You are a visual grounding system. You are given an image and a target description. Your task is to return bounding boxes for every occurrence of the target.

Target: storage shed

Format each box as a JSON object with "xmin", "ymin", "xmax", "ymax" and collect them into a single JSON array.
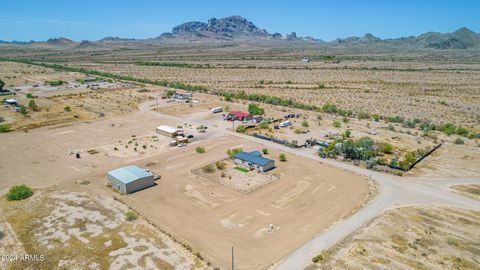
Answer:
[
  {"xmin": 234, "ymin": 151, "xmax": 275, "ymax": 172},
  {"xmin": 156, "ymin": 125, "xmax": 183, "ymax": 138},
  {"xmin": 107, "ymin": 165, "xmax": 155, "ymax": 194}
]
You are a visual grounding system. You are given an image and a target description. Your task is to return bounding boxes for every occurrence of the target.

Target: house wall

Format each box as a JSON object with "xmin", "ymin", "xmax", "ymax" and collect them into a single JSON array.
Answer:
[{"xmin": 234, "ymin": 158, "xmax": 275, "ymax": 172}]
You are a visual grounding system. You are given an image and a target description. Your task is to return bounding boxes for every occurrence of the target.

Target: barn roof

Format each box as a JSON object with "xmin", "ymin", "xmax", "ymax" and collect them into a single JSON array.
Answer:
[{"xmin": 107, "ymin": 166, "xmax": 152, "ymax": 184}]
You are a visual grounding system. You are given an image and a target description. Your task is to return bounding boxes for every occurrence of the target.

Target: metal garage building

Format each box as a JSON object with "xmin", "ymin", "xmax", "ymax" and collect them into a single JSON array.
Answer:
[
  {"xmin": 156, "ymin": 125, "xmax": 183, "ymax": 138},
  {"xmin": 107, "ymin": 165, "xmax": 155, "ymax": 194}
]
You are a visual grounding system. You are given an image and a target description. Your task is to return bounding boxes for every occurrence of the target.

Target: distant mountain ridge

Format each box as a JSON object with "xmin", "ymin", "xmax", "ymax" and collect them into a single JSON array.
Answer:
[{"xmin": 1, "ymin": 15, "xmax": 479, "ymax": 50}]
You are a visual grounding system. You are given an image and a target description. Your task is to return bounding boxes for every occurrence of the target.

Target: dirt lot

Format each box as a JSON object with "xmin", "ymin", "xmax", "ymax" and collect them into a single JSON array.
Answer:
[
  {"xmin": 306, "ymin": 206, "xmax": 480, "ymax": 270},
  {"xmin": 110, "ymin": 135, "xmax": 374, "ymax": 269},
  {"xmin": 0, "ymin": 187, "xmax": 209, "ymax": 270}
]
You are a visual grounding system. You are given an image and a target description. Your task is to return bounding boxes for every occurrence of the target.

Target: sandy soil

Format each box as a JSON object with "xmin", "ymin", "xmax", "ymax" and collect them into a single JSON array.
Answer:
[
  {"xmin": 306, "ymin": 206, "xmax": 480, "ymax": 270},
  {"xmin": 0, "ymin": 188, "xmax": 209, "ymax": 270},
  {"xmin": 409, "ymin": 144, "xmax": 480, "ymax": 177},
  {"xmin": 450, "ymin": 185, "xmax": 480, "ymax": 201},
  {"xmin": 110, "ymin": 135, "xmax": 373, "ymax": 269}
]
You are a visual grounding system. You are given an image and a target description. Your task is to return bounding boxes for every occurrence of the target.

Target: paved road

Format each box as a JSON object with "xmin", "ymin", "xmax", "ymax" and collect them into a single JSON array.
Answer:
[{"xmin": 139, "ymin": 99, "xmax": 480, "ymax": 270}]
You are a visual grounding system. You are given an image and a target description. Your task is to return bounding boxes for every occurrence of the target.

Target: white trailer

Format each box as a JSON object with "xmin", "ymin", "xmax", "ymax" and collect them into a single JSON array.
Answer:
[
  {"xmin": 279, "ymin": 121, "xmax": 291, "ymax": 128},
  {"xmin": 211, "ymin": 107, "xmax": 223, "ymax": 113}
]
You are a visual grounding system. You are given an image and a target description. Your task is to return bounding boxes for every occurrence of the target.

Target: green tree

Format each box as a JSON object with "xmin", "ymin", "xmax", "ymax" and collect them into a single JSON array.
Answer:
[
  {"xmin": 26, "ymin": 93, "xmax": 34, "ymax": 98},
  {"xmin": 262, "ymin": 148, "xmax": 269, "ymax": 154},
  {"xmin": 248, "ymin": 103, "xmax": 264, "ymax": 115},
  {"xmin": 0, "ymin": 79, "xmax": 4, "ymax": 90},
  {"xmin": 279, "ymin": 153, "xmax": 287, "ymax": 162},
  {"xmin": 64, "ymin": 106, "xmax": 71, "ymax": 112}
]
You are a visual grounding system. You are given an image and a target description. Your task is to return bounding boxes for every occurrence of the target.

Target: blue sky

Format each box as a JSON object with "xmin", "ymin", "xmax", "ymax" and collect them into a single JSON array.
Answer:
[{"xmin": 0, "ymin": 0, "xmax": 479, "ymax": 41}]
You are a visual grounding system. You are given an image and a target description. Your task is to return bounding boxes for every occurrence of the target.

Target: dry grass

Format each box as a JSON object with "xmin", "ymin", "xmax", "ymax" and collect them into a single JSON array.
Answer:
[{"xmin": 307, "ymin": 206, "xmax": 480, "ymax": 270}]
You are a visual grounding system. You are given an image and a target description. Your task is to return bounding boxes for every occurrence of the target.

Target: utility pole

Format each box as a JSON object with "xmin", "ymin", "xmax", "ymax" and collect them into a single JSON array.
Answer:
[{"xmin": 231, "ymin": 246, "xmax": 235, "ymax": 270}]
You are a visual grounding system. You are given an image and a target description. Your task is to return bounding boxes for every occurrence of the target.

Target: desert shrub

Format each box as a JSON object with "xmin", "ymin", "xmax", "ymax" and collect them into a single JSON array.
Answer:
[
  {"xmin": 279, "ymin": 153, "xmax": 287, "ymax": 162},
  {"xmin": 357, "ymin": 112, "xmax": 370, "ymax": 120},
  {"xmin": 236, "ymin": 125, "xmax": 246, "ymax": 133},
  {"xmin": 215, "ymin": 161, "xmax": 225, "ymax": 170},
  {"xmin": 19, "ymin": 105, "xmax": 27, "ymax": 115},
  {"xmin": 248, "ymin": 103, "xmax": 264, "ymax": 115},
  {"xmin": 378, "ymin": 142, "xmax": 393, "ymax": 154},
  {"xmin": 0, "ymin": 79, "xmax": 4, "ymax": 90},
  {"xmin": 64, "ymin": 106, "xmax": 71, "ymax": 112},
  {"xmin": 45, "ymin": 80, "xmax": 66, "ymax": 86},
  {"xmin": 262, "ymin": 148, "xmax": 269, "ymax": 154},
  {"xmin": 301, "ymin": 119, "xmax": 309, "ymax": 127},
  {"xmin": 6, "ymin": 185, "xmax": 33, "ymax": 201},
  {"xmin": 294, "ymin": 128, "xmax": 303, "ymax": 134},
  {"xmin": 165, "ymin": 89, "xmax": 176, "ymax": 98},
  {"xmin": 312, "ymin": 254, "xmax": 324, "ymax": 263},
  {"xmin": 226, "ymin": 148, "xmax": 243, "ymax": 158},
  {"xmin": 26, "ymin": 93, "xmax": 34, "ymax": 98},
  {"xmin": 372, "ymin": 114, "xmax": 380, "ymax": 122},
  {"xmin": 202, "ymin": 164, "xmax": 216, "ymax": 173},
  {"xmin": 456, "ymin": 127, "xmax": 469, "ymax": 137},
  {"xmin": 438, "ymin": 123, "xmax": 456, "ymax": 136},
  {"xmin": 343, "ymin": 129, "xmax": 351, "ymax": 138},
  {"xmin": 399, "ymin": 151, "xmax": 417, "ymax": 170},
  {"xmin": 125, "ymin": 211, "xmax": 137, "ymax": 221},
  {"xmin": 258, "ymin": 121, "xmax": 269, "ymax": 129},
  {"xmin": 388, "ymin": 124, "xmax": 395, "ymax": 131},
  {"xmin": 333, "ymin": 120, "xmax": 341, "ymax": 128},
  {"xmin": 387, "ymin": 115, "xmax": 404, "ymax": 123},
  {"xmin": 28, "ymin": 100, "xmax": 38, "ymax": 111},
  {"xmin": 195, "ymin": 147, "xmax": 206, "ymax": 154},
  {"xmin": 0, "ymin": 124, "xmax": 10, "ymax": 133},
  {"xmin": 454, "ymin": 138, "xmax": 464, "ymax": 145},
  {"xmin": 318, "ymin": 83, "xmax": 326, "ymax": 89},
  {"xmin": 322, "ymin": 103, "xmax": 338, "ymax": 114}
]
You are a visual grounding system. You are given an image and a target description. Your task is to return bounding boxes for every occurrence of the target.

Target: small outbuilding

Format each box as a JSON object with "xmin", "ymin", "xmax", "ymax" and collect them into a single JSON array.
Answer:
[
  {"xmin": 107, "ymin": 165, "xmax": 155, "ymax": 194},
  {"xmin": 234, "ymin": 151, "xmax": 275, "ymax": 172},
  {"xmin": 156, "ymin": 125, "xmax": 183, "ymax": 138}
]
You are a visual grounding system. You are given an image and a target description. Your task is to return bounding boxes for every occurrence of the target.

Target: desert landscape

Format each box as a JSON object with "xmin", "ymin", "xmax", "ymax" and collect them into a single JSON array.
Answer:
[{"xmin": 1, "ymin": 4, "xmax": 480, "ymax": 270}]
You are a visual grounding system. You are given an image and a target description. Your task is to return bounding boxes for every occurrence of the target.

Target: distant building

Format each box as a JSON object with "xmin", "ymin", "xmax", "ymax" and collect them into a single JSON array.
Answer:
[
  {"xmin": 107, "ymin": 165, "xmax": 155, "ymax": 194},
  {"xmin": 173, "ymin": 93, "xmax": 193, "ymax": 100},
  {"xmin": 252, "ymin": 116, "xmax": 264, "ymax": 123},
  {"xmin": 3, "ymin": 99, "xmax": 17, "ymax": 105},
  {"xmin": 211, "ymin": 107, "xmax": 223, "ymax": 113},
  {"xmin": 156, "ymin": 125, "xmax": 183, "ymax": 138},
  {"xmin": 234, "ymin": 151, "xmax": 275, "ymax": 172},
  {"xmin": 225, "ymin": 111, "xmax": 252, "ymax": 121}
]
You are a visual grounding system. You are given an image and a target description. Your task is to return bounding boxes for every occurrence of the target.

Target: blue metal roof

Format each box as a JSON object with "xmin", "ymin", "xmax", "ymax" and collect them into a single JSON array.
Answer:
[
  {"xmin": 234, "ymin": 151, "xmax": 273, "ymax": 166},
  {"xmin": 107, "ymin": 165, "xmax": 153, "ymax": 184}
]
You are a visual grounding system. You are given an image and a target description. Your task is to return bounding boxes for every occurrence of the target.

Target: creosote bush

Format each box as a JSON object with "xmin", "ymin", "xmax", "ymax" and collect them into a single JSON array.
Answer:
[{"xmin": 6, "ymin": 185, "xmax": 33, "ymax": 201}]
